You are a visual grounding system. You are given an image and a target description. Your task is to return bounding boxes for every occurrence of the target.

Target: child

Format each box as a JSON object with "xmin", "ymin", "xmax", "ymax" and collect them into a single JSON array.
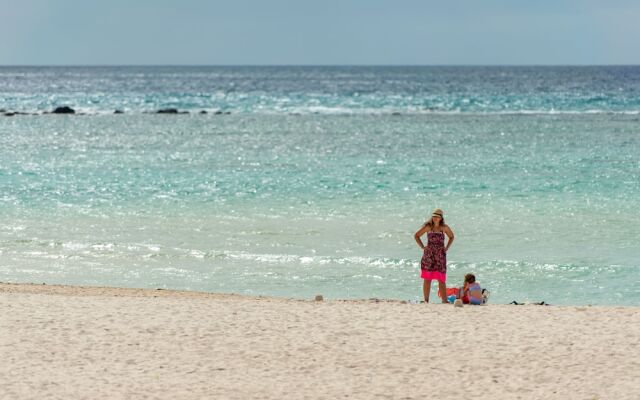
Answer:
[{"xmin": 462, "ymin": 273, "xmax": 484, "ymax": 305}]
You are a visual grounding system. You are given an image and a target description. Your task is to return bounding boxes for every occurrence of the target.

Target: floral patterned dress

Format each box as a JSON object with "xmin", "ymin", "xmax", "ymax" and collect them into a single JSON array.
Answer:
[{"xmin": 420, "ymin": 231, "xmax": 447, "ymax": 282}]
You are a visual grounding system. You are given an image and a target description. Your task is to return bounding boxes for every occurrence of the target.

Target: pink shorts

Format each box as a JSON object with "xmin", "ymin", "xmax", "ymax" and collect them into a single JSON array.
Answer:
[{"xmin": 420, "ymin": 270, "xmax": 446, "ymax": 282}]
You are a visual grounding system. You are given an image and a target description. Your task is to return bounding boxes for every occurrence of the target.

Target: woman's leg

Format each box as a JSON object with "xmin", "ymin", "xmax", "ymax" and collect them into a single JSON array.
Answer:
[
  {"xmin": 422, "ymin": 279, "xmax": 431, "ymax": 302},
  {"xmin": 438, "ymin": 280, "xmax": 447, "ymax": 303}
]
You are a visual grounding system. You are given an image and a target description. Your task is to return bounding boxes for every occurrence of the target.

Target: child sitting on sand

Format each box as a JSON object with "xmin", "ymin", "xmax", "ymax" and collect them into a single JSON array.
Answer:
[{"xmin": 462, "ymin": 273, "xmax": 484, "ymax": 305}]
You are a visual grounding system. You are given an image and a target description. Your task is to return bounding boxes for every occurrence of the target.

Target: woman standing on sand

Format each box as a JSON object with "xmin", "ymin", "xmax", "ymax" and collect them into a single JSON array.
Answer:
[{"xmin": 414, "ymin": 208, "xmax": 455, "ymax": 303}]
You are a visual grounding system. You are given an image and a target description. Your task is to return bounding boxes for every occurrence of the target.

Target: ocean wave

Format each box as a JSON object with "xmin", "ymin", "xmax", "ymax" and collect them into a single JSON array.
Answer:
[
  {"xmin": 2, "ymin": 242, "xmax": 637, "ymax": 305},
  {"xmin": 221, "ymin": 251, "xmax": 417, "ymax": 268}
]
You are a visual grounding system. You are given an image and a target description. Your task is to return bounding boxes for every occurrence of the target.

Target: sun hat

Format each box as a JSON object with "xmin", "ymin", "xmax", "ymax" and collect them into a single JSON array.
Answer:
[{"xmin": 432, "ymin": 208, "xmax": 444, "ymax": 218}]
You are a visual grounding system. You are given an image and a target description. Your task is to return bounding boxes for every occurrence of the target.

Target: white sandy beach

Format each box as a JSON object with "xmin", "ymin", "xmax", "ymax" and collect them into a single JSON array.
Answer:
[{"xmin": 1, "ymin": 282, "xmax": 639, "ymax": 400}]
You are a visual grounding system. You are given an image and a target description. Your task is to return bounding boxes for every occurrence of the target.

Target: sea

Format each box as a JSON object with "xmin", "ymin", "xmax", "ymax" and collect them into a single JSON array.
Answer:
[{"xmin": 0, "ymin": 66, "xmax": 638, "ymax": 305}]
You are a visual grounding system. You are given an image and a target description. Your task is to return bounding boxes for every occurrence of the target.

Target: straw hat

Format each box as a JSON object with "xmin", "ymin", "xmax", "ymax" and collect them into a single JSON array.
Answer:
[{"xmin": 432, "ymin": 208, "xmax": 444, "ymax": 218}]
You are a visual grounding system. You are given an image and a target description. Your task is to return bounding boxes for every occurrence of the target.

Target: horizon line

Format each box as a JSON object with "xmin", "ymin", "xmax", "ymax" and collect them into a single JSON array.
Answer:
[{"xmin": 1, "ymin": 63, "xmax": 640, "ymax": 68}]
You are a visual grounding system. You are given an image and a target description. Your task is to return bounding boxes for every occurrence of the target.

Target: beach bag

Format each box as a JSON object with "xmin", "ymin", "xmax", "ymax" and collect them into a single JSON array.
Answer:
[
  {"xmin": 438, "ymin": 287, "xmax": 461, "ymax": 299},
  {"xmin": 438, "ymin": 288, "xmax": 462, "ymax": 299}
]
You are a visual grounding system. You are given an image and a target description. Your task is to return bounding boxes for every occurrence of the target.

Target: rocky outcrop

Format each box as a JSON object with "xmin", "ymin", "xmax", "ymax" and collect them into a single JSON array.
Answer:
[
  {"xmin": 2, "ymin": 111, "xmax": 32, "ymax": 116},
  {"xmin": 52, "ymin": 106, "xmax": 75, "ymax": 114},
  {"xmin": 157, "ymin": 108, "xmax": 179, "ymax": 114}
]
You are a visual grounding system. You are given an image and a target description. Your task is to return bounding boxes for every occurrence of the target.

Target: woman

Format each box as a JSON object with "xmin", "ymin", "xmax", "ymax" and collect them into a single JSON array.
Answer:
[{"xmin": 414, "ymin": 208, "xmax": 455, "ymax": 303}]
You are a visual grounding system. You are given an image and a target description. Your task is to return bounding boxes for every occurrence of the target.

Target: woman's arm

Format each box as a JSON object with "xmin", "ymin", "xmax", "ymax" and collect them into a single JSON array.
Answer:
[
  {"xmin": 444, "ymin": 225, "xmax": 455, "ymax": 252},
  {"xmin": 413, "ymin": 224, "xmax": 430, "ymax": 249}
]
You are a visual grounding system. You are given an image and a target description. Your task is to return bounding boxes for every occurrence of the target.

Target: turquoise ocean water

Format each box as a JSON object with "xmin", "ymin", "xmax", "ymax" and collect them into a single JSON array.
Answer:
[{"xmin": 1, "ymin": 66, "xmax": 638, "ymax": 305}]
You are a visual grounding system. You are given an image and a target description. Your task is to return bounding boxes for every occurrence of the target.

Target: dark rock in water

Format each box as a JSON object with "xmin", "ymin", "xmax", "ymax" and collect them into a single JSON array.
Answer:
[
  {"xmin": 114, "ymin": 110, "xmax": 124, "ymax": 114},
  {"xmin": 199, "ymin": 110, "xmax": 207, "ymax": 114},
  {"xmin": 214, "ymin": 110, "xmax": 223, "ymax": 115},
  {"xmin": 178, "ymin": 111, "xmax": 189, "ymax": 114},
  {"xmin": 3, "ymin": 111, "xmax": 33, "ymax": 116},
  {"xmin": 157, "ymin": 108, "xmax": 179, "ymax": 114},
  {"xmin": 224, "ymin": 111, "xmax": 231, "ymax": 115},
  {"xmin": 52, "ymin": 106, "xmax": 75, "ymax": 114},
  {"xmin": 391, "ymin": 112, "xmax": 402, "ymax": 116},
  {"xmin": 0, "ymin": 109, "xmax": 5, "ymax": 113}
]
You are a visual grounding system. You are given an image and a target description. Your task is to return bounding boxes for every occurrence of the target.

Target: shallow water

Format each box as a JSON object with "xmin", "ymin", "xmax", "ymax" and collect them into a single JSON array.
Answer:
[{"xmin": 1, "ymin": 67, "xmax": 639, "ymax": 305}]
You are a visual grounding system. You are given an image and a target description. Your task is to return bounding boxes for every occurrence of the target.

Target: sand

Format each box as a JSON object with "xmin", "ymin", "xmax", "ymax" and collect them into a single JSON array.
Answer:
[{"xmin": 1, "ymin": 283, "xmax": 639, "ymax": 399}]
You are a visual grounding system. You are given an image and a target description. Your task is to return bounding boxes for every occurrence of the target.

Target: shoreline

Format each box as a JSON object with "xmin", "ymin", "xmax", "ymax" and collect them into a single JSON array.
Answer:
[
  {"xmin": 0, "ymin": 281, "xmax": 404, "ymax": 303},
  {"xmin": 3, "ymin": 281, "xmax": 638, "ymax": 307},
  {"xmin": 5, "ymin": 281, "xmax": 640, "ymax": 310},
  {"xmin": 2, "ymin": 282, "xmax": 639, "ymax": 399}
]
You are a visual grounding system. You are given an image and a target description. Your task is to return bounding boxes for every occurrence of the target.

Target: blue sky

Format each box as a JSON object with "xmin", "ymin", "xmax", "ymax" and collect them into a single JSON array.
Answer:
[{"xmin": 1, "ymin": 0, "xmax": 639, "ymax": 65}]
